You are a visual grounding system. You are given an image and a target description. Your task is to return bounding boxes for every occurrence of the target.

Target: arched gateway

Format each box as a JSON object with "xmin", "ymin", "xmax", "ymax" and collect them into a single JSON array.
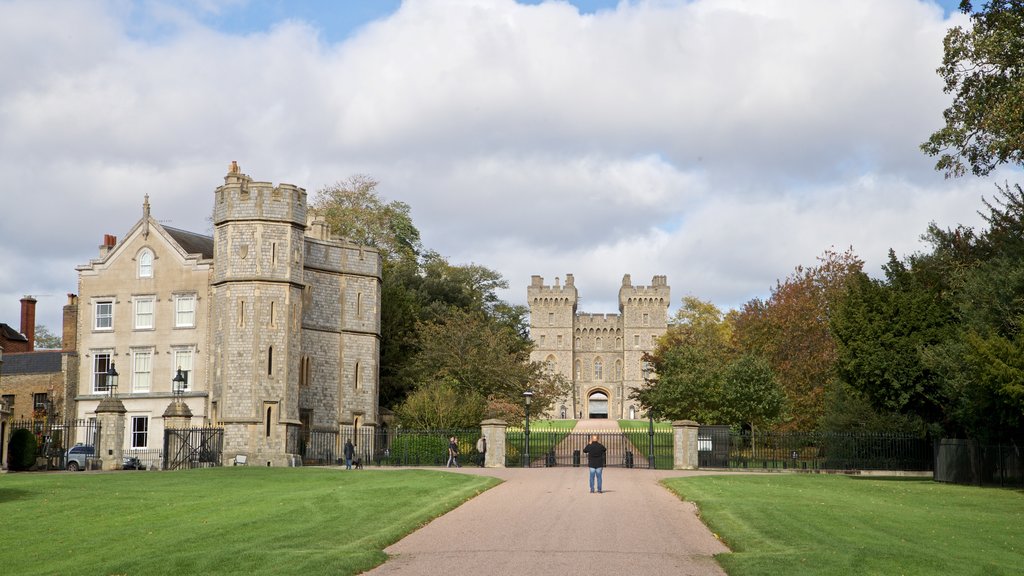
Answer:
[{"xmin": 588, "ymin": 391, "xmax": 609, "ymax": 419}]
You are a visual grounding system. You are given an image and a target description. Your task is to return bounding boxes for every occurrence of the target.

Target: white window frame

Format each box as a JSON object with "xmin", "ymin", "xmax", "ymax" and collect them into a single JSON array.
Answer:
[
  {"xmin": 131, "ymin": 348, "xmax": 153, "ymax": 393},
  {"xmin": 92, "ymin": 351, "xmax": 113, "ymax": 393},
  {"xmin": 133, "ymin": 296, "xmax": 155, "ymax": 330},
  {"xmin": 173, "ymin": 347, "xmax": 194, "ymax": 391},
  {"xmin": 594, "ymin": 357, "xmax": 603, "ymax": 380},
  {"xmin": 138, "ymin": 249, "xmax": 153, "ymax": 278},
  {"xmin": 94, "ymin": 299, "xmax": 114, "ymax": 331},
  {"xmin": 131, "ymin": 416, "xmax": 149, "ymax": 449},
  {"xmin": 174, "ymin": 294, "xmax": 196, "ymax": 328}
]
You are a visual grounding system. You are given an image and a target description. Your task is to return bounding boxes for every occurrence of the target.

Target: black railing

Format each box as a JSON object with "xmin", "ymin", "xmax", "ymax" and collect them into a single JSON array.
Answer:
[
  {"xmin": 163, "ymin": 427, "xmax": 224, "ymax": 470},
  {"xmin": 935, "ymin": 439, "xmax": 1023, "ymax": 486},
  {"xmin": 8, "ymin": 418, "xmax": 100, "ymax": 470},
  {"xmin": 700, "ymin": 427, "xmax": 934, "ymax": 471}
]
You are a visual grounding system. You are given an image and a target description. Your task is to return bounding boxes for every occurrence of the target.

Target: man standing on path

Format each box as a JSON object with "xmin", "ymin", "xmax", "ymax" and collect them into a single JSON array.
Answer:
[{"xmin": 583, "ymin": 435, "xmax": 607, "ymax": 493}]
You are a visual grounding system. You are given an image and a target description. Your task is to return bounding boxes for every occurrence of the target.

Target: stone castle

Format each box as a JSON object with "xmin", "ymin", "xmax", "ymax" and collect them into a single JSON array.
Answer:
[
  {"xmin": 74, "ymin": 163, "xmax": 381, "ymax": 466},
  {"xmin": 528, "ymin": 274, "xmax": 669, "ymax": 420}
]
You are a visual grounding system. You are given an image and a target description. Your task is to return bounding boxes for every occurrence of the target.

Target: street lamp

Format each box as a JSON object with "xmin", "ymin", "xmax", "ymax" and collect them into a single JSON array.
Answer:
[
  {"xmin": 642, "ymin": 360, "xmax": 655, "ymax": 468},
  {"xmin": 172, "ymin": 368, "xmax": 187, "ymax": 401},
  {"xmin": 522, "ymin": 390, "xmax": 534, "ymax": 467},
  {"xmin": 106, "ymin": 363, "xmax": 119, "ymax": 397}
]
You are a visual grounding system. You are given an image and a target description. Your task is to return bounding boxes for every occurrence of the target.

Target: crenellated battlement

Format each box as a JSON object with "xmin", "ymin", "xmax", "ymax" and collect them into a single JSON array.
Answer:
[{"xmin": 213, "ymin": 161, "xmax": 307, "ymax": 228}]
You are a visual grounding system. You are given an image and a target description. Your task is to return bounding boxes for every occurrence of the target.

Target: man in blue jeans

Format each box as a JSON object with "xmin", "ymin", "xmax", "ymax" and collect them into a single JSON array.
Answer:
[{"xmin": 583, "ymin": 435, "xmax": 607, "ymax": 493}]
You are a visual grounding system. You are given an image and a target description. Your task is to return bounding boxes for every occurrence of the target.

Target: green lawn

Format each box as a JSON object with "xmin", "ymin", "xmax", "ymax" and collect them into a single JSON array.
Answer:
[
  {"xmin": 0, "ymin": 467, "xmax": 499, "ymax": 576},
  {"xmin": 664, "ymin": 474, "xmax": 1024, "ymax": 576}
]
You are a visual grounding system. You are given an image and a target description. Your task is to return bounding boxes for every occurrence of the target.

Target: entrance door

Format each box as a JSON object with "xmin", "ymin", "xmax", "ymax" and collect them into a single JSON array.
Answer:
[{"xmin": 588, "ymin": 391, "xmax": 608, "ymax": 419}]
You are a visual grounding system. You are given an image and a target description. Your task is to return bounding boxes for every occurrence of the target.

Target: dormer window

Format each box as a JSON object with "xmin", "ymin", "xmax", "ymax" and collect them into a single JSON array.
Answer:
[{"xmin": 138, "ymin": 249, "xmax": 154, "ymax": 278}]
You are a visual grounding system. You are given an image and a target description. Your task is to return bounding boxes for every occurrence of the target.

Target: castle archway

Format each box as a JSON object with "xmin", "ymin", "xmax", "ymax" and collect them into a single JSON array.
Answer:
[{"xmin": 588, "ymin": 391, "xmax": 608, "ymax": 419}]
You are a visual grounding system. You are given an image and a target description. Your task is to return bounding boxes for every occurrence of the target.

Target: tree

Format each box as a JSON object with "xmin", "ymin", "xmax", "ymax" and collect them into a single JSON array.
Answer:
[
  {"xmin": 921, "ymin": 0, "xmax": 1024, "ymax": 177},
  {"xmin": 394, "ymin": 379, "xmax": 487, "ymax": 429},
  {"xmin": 633, "ymin": 297, "xmax": 785, "ymax": 428},
  {"xmin": 830, "ymin": 256, "xmax": 954, "ymax": 426},
  {"xmin": 732, "ymin": 248, "xmax": 863, "ymax": 430},
  {"xmin": 312, "ymin": 175, "xmax": 422, "ymax": 263},
  {"xmin": 33, "ymin": 325, "xmax": 61, "ymax": 350}
]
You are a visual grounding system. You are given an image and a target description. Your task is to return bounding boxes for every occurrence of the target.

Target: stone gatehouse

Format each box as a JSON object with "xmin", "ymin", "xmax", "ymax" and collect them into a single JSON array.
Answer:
[{"xmin": 528, "ymin": 274, "xmax": 669, "ymax": 420}]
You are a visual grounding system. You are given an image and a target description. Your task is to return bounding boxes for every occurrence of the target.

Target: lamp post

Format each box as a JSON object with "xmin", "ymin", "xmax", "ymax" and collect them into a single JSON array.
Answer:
[
  {"xmin": 522, "ymin": 390, "xmax": 534, "ymax": 468},
  {"xmin": 106, "ymin": 363, "xmax": 119, "ymax": 397},
  {"xmin": 642, "ymin": 360, "xmax": 654, "ymax": 468},
  {"xmin": 172, "ymin": 368, "xmax": 187, "ymax": 402}
]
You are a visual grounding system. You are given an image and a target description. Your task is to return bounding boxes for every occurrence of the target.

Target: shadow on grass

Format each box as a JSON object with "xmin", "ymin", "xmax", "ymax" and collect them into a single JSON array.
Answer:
[{"xmin": 0, "ymin": 487, "xmax": 34, "ymax": 504}]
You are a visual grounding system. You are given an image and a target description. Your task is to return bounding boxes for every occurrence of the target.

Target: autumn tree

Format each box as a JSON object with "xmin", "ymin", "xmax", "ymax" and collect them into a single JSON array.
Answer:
[
  {"xmin": 633, "ymin": 297, "xmax": 785, "ymax": 428},
  {"xmin": 921, "ymin": 0, "xmax": 1024, "ymax": 177},
  {"xmin": 312, "ymin": 175, "xmax": 421, "ymax": 263},
  {"xmin": 732, "ymin": 248, "xmax": 863, "ymax": 430}
]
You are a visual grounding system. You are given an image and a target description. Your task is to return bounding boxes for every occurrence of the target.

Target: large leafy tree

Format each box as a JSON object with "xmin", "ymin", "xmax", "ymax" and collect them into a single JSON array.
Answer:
[
  {"xmin": 732, "ymin": 249, "xmax": 863, "ymax": 430},
  {"xmin": 312, "ymin": 175, "xmax": 422, "ymax": 263},
  {"xmin": 921, "ymin": 0, "xmax": 1024, "ymax": 177},
  {"xmin": 833, "ymin": 185, "xmax": 1024, "ymax": 440},
  {"xmin": 634, "ymin": 297, "xmax": 786, "ymax": 428}
]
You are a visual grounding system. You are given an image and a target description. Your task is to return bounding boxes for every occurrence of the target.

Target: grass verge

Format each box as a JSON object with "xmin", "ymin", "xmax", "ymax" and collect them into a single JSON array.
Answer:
[
  {"xmin": 663, "ymin": 474, "xmax": 1024, "ymax": 576},
  {"xmin": 0, "ymin": 467, "xmax": 499, "ymax": 576}
]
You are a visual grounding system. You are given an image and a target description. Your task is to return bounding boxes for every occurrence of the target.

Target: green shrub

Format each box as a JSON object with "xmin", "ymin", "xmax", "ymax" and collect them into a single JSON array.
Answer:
[
  {"xmin": 8, "ymin": 428, "xmax": 38, "ymax": 471},
  {"xmin": 390, "ymin": 434, "xmax": 450, "ymax": 466}
]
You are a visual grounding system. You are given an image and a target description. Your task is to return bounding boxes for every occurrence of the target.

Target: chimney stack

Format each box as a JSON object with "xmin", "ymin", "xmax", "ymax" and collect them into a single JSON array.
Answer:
[
  {"xmin": 99, "ymin": 234, "xmax": 117, "ymax": 258},
  {"xmin": 63, "ymin": 294, "xmax": 79, "ymax": 351},
  {"xmin": 20, "ymin": 295, "xmax": 36, "ymax": 351}
]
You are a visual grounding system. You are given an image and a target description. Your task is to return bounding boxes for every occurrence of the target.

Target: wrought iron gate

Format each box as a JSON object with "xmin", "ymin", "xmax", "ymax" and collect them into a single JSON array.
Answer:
[
  {"xmin": 508, "ymin": 428, "xmax": 673, "ymax": 469},
  {"xmin": 163, "ymin": 427, "xmax": 224, "ymax": 470}
]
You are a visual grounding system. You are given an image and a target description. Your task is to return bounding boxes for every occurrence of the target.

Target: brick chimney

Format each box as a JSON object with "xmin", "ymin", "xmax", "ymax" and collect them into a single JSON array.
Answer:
[
  {"xmin": 20, "ymin": 295, "xmax": 36, "ymax": 352},
  {"xmin": 63, "ymin": 293, "xmax": 79, "ymax": 351},
  {"xmin": 99, "ymin": 234, "xmax": 117, "ymax": 258}
]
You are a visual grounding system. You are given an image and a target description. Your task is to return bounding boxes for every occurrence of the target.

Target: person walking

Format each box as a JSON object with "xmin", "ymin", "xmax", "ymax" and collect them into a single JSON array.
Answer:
[
  {"xmin": 447, "ymin": 436, "xmax": 460, "ymax": 468},
  {"xmin": 582, "ymin": 435, "xmax": 607, "ymax": 493},
  {"xmin": 475, "ymin": 435, "xmax": 487, "ymax": 467},
  {"xmin": 343, "ymin": 439, "xmax": 355, "ymax": 470}
]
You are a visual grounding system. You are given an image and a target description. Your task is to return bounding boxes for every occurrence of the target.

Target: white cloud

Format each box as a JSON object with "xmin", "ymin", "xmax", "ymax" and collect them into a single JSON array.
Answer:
[{"xmin": 0, "ymin": 0, "xmax": 1002, "ymax": 334}]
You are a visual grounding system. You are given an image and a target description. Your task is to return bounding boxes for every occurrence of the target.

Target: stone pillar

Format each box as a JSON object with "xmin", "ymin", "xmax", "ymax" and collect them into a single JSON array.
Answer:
[
  {"xmin": 163, "ymin": 399, "xmax": 193, "ymax": 430},
  {"xmin": 95, "ymin": 396, "xmax": 126, "ymax": 471},
  {"xmin": 480, "ymin": 419, "xmax": 507, "ymax": 468},
  {"xmin": 673, "ymin": 420, "xmax": 700, "ymax": 470}
]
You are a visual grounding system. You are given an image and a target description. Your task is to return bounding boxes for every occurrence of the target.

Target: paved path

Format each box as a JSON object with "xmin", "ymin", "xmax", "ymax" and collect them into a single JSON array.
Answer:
[{"xmin": 363, "ymin": 420, "xmax": 729, "ymax": 576}]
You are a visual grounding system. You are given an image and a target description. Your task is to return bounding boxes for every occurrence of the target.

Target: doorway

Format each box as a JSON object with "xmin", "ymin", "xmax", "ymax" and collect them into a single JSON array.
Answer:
[{"xmin": 587, "ymin": 391, "xmax": 608, "ymax": 419}]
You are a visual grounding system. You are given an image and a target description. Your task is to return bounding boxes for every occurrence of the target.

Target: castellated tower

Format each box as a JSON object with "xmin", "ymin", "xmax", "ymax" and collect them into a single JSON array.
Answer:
[
  {"xmin": 619, "ymin": 274, "xmax": 670, "ymax": 414},
  {"xmin": 528, "ymin": 273, "xmax": 669, "ymax": 420},
  {"xmin": 528, "ymin": 274, "xmax": 578, "ymax": 406},
  {"xmin": 210, "ymin": 163, "xmax": 381, "ymax": 466}
]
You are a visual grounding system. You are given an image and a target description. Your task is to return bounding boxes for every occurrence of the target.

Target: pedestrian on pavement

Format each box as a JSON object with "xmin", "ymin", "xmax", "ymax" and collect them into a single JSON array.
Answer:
[
  {"xmin": 476, "ymin": 435, "xmax": 487, "ymax": 467},
  {"xmin": 447, "ymin": 436, "xmax": 460, "ymax": 468},
  {"xmin": 582, "ymin": 434, "xmax": 607, "ymax": 493},
  {"xmin": 344, "ymin": 439, "xmax": 355, "ymax": 470}
]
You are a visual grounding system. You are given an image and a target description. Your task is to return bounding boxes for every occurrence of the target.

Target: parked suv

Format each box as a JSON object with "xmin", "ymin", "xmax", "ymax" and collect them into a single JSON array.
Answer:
[{"xmin": 65, "ymin": 444, "xmax": 94, "ymax": 471}]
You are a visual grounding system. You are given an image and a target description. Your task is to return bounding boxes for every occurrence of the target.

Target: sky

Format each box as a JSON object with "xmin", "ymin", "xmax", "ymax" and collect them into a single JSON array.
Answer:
[{"xmin": 0, "ymin": 0, "xmax": 1017, "ymax": 336}]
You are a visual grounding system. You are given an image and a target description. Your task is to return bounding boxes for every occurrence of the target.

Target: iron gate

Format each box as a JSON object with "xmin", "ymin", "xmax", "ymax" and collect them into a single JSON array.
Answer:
[
  {"xmin": 508, "ymin": 429, "xmax": 673, "ymax": 469},
  {"xmin": 163, "ymin": 427, "xmax": 224, "ymax": 470}
]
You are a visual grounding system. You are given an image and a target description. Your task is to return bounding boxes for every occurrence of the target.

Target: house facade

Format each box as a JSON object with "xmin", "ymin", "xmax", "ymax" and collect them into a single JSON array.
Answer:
[
  {"xmin": 528, "ymin": 274, "xmax": 669, "ymax": 420},
  {"xmin": 0, "ymin": 295, "xmax": 79, "ymax": 424},
  {"xmin": 74, "ymin": 163, "xmax": 382, "ymax": 466}
]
